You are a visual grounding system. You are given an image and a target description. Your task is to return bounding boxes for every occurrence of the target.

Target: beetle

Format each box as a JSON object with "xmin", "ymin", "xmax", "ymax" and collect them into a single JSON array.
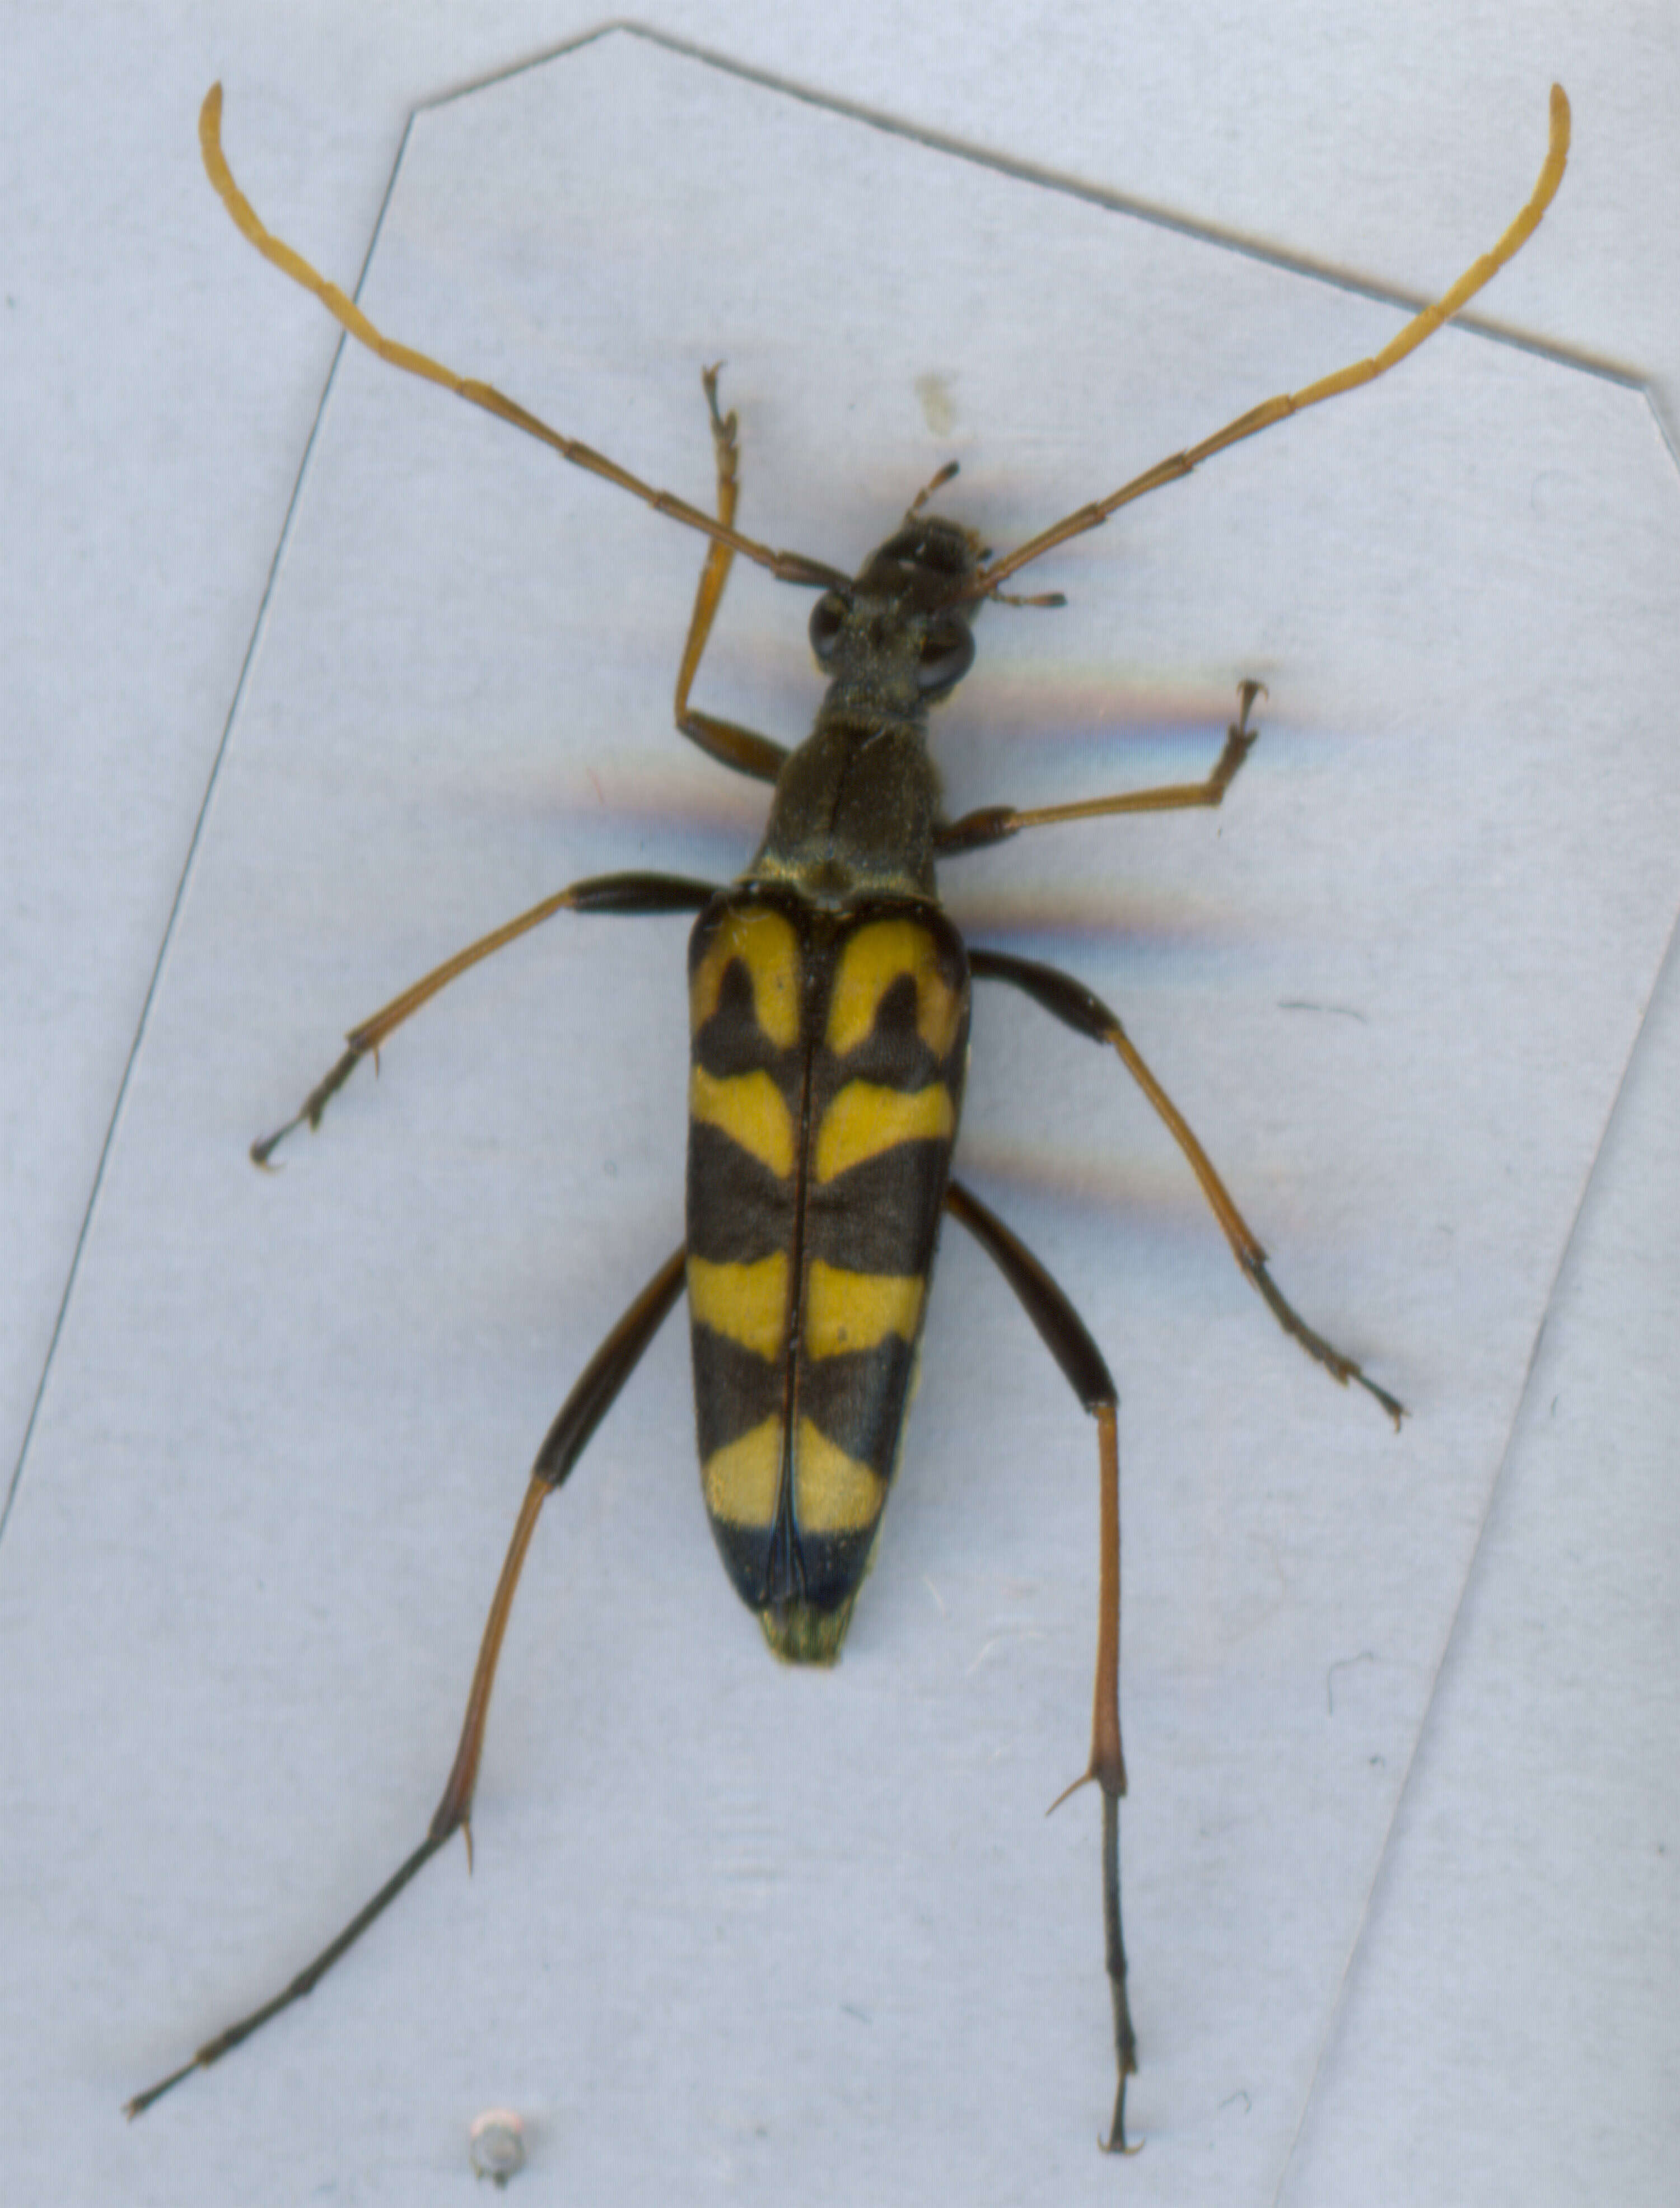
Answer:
[{"xmin": 127, "ymin": 80, "xmax": 1570, "ymax": 2151}]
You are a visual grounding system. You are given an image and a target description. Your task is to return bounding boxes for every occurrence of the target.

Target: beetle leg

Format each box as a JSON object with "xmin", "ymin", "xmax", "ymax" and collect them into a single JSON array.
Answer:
[
  {"xmin": 935, "ymin": 681, "xmax": 1261, "ymax": 855},
  {"xmin": 251, "ymin": 871, "xmax": 717, "ymax": 1164},
  {"xmin": 944, "ymin": 1179, "xmax": 1137, "ymax": 2153},
  {"xmin": 125, "ymin": 1244, "xmax": 688, "ymax": 2120},
  {"xmin": 672, "ymin": 367, "xmax": 790, "ymax": 788},
  {"xmin": 968, "ymin": 945, "xmax": 1405, "ymax": 1426}
]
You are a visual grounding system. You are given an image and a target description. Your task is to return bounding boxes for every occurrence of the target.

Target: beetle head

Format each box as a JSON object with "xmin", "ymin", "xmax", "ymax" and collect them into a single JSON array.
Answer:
[{"xmin": 806, "ymin": 515, "xmax": 984, "ymax": 707}]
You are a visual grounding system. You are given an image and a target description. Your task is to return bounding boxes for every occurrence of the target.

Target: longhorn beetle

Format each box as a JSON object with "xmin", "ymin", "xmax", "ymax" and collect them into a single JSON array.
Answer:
[{"xmin": 129, "ymin": 82, "xmax": 1570, "ymax": 2150}]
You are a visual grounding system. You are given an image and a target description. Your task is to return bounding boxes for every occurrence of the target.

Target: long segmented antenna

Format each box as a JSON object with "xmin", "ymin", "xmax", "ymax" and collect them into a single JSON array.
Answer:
[
  {"xmin": 199, "ymin": 85, "xmax": 847, "ymax": 592},
  {"xmin": 964, "ymin": 84, "xmax": 1570, "ymax": 601}
]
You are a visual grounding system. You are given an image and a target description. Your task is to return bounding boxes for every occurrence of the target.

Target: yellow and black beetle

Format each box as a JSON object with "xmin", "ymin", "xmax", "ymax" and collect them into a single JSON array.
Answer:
[{"xmin": 128, "ymin": 81, "xmax": 1570, "ymax": 2151}]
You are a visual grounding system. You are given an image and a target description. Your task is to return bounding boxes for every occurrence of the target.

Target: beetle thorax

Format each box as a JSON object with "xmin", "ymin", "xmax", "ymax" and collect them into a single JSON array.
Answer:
[
  {"xmin": 751, "ymin": 711, "xmax": 941, "ymax": 900},
  {"xmin": 749, "ymin": 514, "xmax": 983, "ymax": 902}
]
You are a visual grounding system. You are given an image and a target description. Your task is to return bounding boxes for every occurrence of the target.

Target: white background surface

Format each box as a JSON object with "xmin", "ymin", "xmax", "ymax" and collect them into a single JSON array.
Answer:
[{"xmin": 3, "ymin": 9, "xmax": 1676, "ymax": 2206}]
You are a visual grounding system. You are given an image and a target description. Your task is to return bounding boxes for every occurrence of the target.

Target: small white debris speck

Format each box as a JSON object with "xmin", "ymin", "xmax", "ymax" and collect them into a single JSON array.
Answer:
[{"xmin": 469, "ymin": 2108, "xmax": 525, "ymax": 2186}]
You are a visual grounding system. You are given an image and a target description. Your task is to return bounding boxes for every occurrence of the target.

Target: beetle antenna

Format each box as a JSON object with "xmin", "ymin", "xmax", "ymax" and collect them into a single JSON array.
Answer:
[
  {"xmin": 962, "ymin": 84, "xmax": 1570, "ymax": 600},
  {"xmin": 199, "ymin": 86, "xmax": 848, "ymax": 593}
]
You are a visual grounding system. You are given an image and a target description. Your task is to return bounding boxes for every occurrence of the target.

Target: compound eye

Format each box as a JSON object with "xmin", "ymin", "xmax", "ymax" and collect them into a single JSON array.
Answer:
[
  {"xmin": 809, "ymin": 591, "xmax": 847, "ymax": 664},
  {"xmin": 916, "ymin": 614, "xmax": 975, "ymax": 695}
]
